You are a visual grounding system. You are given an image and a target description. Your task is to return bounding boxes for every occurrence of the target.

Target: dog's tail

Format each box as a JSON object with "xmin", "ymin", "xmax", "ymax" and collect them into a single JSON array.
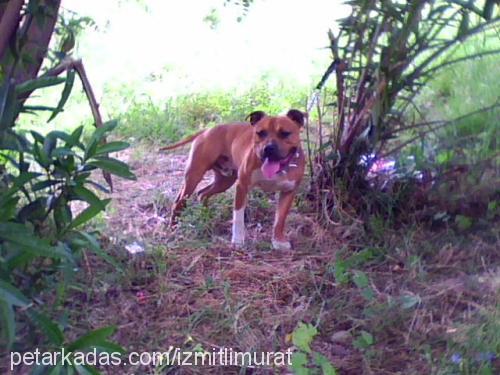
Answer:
[{"xmin": 159, "ymin": 130, "xmax": 205, "ymax": 152}]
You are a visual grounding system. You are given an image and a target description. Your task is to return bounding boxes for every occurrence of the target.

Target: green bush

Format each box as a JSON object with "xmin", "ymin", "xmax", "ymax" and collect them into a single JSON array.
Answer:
[
  {"xmin": 0, "ymin": 117, "xmax": 134, "ymax": 371},
  {"xmin": 418, "ymin": 46, "xmax": 500, "ymax": 166},
  {"xmin": 114, "ymin": 78, "xmax": 307, "ymax": 144},
  {"xmin": 305, "ymin": 1, "xmax": 499, "ymax": 223},
  {"xmin": 0, "ymin": 3, "xmax": 135, "ymax": 371}
]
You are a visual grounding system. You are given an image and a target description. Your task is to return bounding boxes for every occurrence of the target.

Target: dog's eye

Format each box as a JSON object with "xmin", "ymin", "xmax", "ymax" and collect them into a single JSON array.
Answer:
[
  {"xmin": 256, "ymin": 130, "xmax": 268, "ymax": 138},
  {"xmin": 278, "ymin": 130, "xmax": 291, "ymax": 139}
]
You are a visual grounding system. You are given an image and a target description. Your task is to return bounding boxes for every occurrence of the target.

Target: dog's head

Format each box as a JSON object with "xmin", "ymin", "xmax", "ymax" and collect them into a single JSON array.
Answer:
[{"xmin": 246, "ymin": 109, "xmax": 304, "ymax": 179}]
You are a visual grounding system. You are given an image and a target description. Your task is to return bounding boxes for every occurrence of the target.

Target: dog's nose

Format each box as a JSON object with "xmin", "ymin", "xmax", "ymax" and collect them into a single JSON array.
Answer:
[{"xmin": 263, "ymin": 143, "xmax": 280, "ymax": 160}]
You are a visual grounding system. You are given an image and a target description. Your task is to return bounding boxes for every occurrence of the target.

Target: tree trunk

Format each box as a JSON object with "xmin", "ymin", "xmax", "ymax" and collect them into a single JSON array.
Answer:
[
  {"xmin": 0, "ymin": 0, "xmax": 25, "ymax": 61},
  {"xmin": 12, "ymin": 0, "xmax": 61, "ymax": 84}
]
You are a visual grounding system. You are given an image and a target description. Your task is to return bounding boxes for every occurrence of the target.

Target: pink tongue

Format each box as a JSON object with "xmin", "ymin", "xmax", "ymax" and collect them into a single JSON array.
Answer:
[{"xmin": 261, "ymin": 158, "xmax": 280, "ymax": 179}]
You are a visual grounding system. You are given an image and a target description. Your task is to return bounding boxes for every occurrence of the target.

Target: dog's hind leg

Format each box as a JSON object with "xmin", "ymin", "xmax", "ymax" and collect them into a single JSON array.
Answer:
[
  {"xmin": 169, "ymin": 141, "xmax": 226, "ymax": 226},
  {"xmin": 197, "ymin": 171, "xmax": 237, "ymax": 203},
  {"xmin": 170, "ymin": 169, "xmax": 206, "ymax": 226}
]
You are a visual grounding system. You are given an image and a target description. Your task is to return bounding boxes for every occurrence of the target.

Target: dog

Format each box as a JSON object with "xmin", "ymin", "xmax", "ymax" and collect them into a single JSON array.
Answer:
[{"xmin": 160, "ymin": 109, "xmax": 305, "ymax": 250}]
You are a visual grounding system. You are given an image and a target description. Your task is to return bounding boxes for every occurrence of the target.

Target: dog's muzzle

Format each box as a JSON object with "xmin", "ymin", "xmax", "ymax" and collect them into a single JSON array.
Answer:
[
  {"xmin": 261, "ymin": 142, "xmax": 282, "ymax": 162},
  {"xmin": 260, "ymin": 146, "xmax": 298, "ymax": 179}
]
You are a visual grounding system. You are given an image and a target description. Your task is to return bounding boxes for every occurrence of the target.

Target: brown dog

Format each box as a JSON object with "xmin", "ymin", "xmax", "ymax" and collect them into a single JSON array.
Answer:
[{"xmin": 161, "ymin": 109, "xmax": 305, "ymax": 250}]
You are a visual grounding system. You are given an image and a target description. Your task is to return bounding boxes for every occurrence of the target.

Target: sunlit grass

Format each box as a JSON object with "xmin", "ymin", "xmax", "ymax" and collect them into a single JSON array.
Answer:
[{"xmin": 417, "ymin": 38, "xmax": 500, "ymax": 165}]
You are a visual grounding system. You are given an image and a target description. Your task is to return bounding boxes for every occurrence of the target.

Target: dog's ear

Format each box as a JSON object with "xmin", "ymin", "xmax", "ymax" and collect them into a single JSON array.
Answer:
[
  {"xmin": 286, "ymin": 109, "xmax": 305, "ymax": 127},
  {"xmin": 246, "ymin": 110, "xmax": 266, "ymax": 125}
]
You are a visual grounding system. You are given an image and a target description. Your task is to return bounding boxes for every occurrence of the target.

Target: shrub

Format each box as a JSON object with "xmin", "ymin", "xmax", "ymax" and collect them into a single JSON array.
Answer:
[
  {"xmin": 0, "ymin": 2, "xmax": 134, "ymax": 373},
  {"xmin": 308, "ymin": 0, "xmax": 500, "ymax": 222}
]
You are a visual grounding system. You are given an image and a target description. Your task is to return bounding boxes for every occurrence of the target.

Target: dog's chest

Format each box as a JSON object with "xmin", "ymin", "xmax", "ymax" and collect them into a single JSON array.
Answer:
[{"xmin": 250, "ymin": 170, "xmax": 296, "ymax": 192}]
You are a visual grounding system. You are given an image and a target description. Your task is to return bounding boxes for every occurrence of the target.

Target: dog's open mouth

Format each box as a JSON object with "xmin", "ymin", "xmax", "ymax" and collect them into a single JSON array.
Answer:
[{"xmin": 261, "ymin": 149, "xmax": 296, "ymax": 179}]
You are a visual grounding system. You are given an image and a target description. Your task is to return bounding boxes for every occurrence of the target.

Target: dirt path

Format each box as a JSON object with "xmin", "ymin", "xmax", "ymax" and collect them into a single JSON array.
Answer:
[{"xmin": 105, "ymin": 148, "xmax": 190, "ymax": 242}]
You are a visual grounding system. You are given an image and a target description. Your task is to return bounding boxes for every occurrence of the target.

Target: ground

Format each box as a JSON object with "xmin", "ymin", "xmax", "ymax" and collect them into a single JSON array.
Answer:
[{"xmin": 68, "ymin": 144, "xmax": 499, "ymax": 374}]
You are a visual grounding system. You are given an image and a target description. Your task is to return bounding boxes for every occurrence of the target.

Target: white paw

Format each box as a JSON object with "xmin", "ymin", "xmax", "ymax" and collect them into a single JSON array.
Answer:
[
  {"xmin": 272, "ymin": 239, "xmax": 291, "ymax": 250},
  {"xmin": 231, "ymin": 239, "xmax": 245, "ymax": 249},
  {"xmin": 232, "ymin": 208, "xmax": 245, "ymax": 248}
]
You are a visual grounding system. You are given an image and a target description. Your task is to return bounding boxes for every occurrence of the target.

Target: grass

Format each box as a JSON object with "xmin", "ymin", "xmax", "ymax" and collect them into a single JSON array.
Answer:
[
  {"xmin": 418, "ymin": 41, "xmax": 500, "ymax": 166},
  {"xmin": 112, "ymin": 77, "xmax": 307, "ymax": 144},
  {"xmin": 41, "ymin": 139, "xmax": 497, "ymax": 374}
]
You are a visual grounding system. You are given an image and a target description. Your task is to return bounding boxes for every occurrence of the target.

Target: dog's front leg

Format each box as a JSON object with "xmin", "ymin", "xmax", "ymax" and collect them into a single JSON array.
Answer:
[
  {"xmin": 231, "ymin": 181, "xmax": 248, "ymax": 247},
  {"xmin": 272, "ymin": 190, "xmax": 296, "ymax": 250}
]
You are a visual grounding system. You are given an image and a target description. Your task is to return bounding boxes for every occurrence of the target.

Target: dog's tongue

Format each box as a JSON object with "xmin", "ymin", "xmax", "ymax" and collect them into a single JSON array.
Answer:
[{"xmin": 261, "ymin": 158, "xmax": 280, "ymax": 179}]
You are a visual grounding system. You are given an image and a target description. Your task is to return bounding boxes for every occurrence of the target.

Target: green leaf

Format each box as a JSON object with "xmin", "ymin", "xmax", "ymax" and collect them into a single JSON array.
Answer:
[
  {"xmin": 70, "ymin": 185, "xmax": 105, "ymax": 208},
  {"xmin": 352, "ymin": 270, "xmax": 369, "ymax": 289},
  {"xmin": 32, "ymin": 179, "xmax": 61, "ymax": 192},
  {"xmin": 436, "ymin": 151, "xmax": 453, "ymax": 165},
  {"xmin": 67, "ymin": 326, "xmax": 117, "ymax": 351},
  {"xmin": 292, "ymin": 322, "xmax": 317, "ymax": 354},
  {"xmin": 95, "ymin": 141, "xmax": 130, "ymax": 155},
  {"xmin": 85, "ymin": 121, "xmax": 118, "ymax": 159},
  {"xmin": 76, "ymin": 231, "xmax": 122, "ymax": 270},
  {"xmin": 0, "ymin": 151, "xmax": 18, "ymax": 167},
  {"xmin": 47, "ymin": 130, "xmax": 72, "ymax": 143},
  {"xmin": 51, "ymin": 147, "xmax": 78, "ymax": 158},
  {"xmin": 31, "ymin": 130, "xmax": 45, "ymax": 143},
  {"xmin": 361, "ymin": 288, "xmax": 375, "ymax": 301},
  {"xmin": 0, "ymin": 280, "xmax": 30, "ymax": 307},
  {"xmin": 5, "ymin": 251, "xmax": 36, "ymax": 272},
  {"xmin": 84, "ymin": 140, "xmax": 98, "ymax": 161},
  {"xmin": 47, "ymin": 363, "xmax": 63, "ymax": 375},
  {"xmin": 87, "ymin": 157, "xmax": 135, "ymax": 180},
  {"xmin": 0, "ymin": 129, "xmax": 30, "ymax": 152},
  {"xmin": 0, "ymin": 300, "xmax": 15, "ymax": 349},
  {"xmin": 353, "ymin": 330, "xmax": 374, "ymax": 350},
  {"xmin": 0, "ymin": 196, "xmax": 19, "ymax": 220},
  {"xmin": 487, "ymin": 200, "xmax": 499, "ymax": 219},
  {"xmin": 361, "ymin": 331, "xmax": 374, "ymax": 345},
  {"xmin": 68, "ymin": 126, "xmax": 84, "ymax": 148},
  {"xmin": 400, "ymin": 294, "xmax": 421, "ymax": 309},
  {"xmin": 67, "ymin": 199, "xmax": 110, "ymax": 230},
  {"xmin": 92, "ymin": 340, "xmax": 125, "ymax": 354},
  {"xmin": 33, "ymin": 141, "xmax": 50, "ymax": 168},
  {"xmin": 96, "ymin": 120, "xmax": 118, "ymax": 137},
  {"xmin": 333, "ymin": 260, "xmax": 349, "ymax": 285},
  {"xmin": 48, "ymin": 69, "xmax": 76, "ymax": 122},
  {"xmin": 54, "ymin": 197, "xmax": 72, "ymax": 232},
  {"xmin": 21, "ymin": 105, "xmax": 58, "ymax": 112},
  {"xmin": 28, "ymin": 310, "xmax": 64, "ymax": 345},
  {"xmin": 15, "ymin": 76, "xmax": 66, "ymax": 96},
  {"xmin": 314, "ymin": 353, "xmax": 337, "ymax": 375},
  {"xmin": 13, "ymin": 171, "xmax": 42, "ymax": 188},
  {"xmin": 0, "ymin": 222, "xmax": 68, "ymax": 259},
  {"xmin": 455, "ymin": 215, "xmax": 473, "ymax": 231},
  {"xmin": 291, "ymin": 352, "xmax": 309, "ymax": 375},
  {"xmin": 349, "ymin": 247, "xmax": 381, "ymax": 266},
  {"xmin": 457, "ymin": 11, "xmax": 469, "ymax": 38}
]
